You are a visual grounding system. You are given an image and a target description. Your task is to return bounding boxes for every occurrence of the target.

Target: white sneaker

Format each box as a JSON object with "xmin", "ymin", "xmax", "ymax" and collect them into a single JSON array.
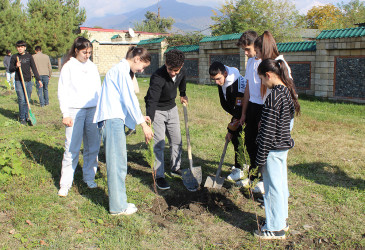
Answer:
[
  {"xmin": 253, "ymin": 181, "xmax": 265, "ymax": 194},
  {"xmin": 58, "ymin": 187, "xmax": 70, "ymax": 197},
  {"xmin": 111, "ymin": 203, "xmax": 138, "ymax": 216},
  {"xmin": 235, "ymin": 178, "xmax": 250, "ymax": 188},
  {"xmin": 227, "ymin": 167, "xmax": 244, "ymax": 181},
  {"xmin": 85, "ymin": 180, "xmax": 97, "ymax": 189}
]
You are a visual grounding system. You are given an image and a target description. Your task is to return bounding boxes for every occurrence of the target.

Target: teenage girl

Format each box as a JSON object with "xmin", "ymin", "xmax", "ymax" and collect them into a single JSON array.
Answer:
[
  {"xmin": 58, "ymin": 37, "xmax": 102, "ymax": 197},
  {"xmin": 94, "ymin": 46, "xmax": 153, "ymax": 215},
  {"xmin": 254, "ymin": 58, "xmax": 300, "ymax": 240}
]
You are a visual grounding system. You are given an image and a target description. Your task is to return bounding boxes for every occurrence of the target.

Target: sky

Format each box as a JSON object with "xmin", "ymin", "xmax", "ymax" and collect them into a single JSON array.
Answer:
[{"xmin": 20, "ymin": 0, "xmax": 363, "ymax": 20}]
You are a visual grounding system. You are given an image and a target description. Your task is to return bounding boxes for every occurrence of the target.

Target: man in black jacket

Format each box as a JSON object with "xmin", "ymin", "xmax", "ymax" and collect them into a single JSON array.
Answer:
[
  {"xmin": 209, "ymin": 61, "xmax": 248, "ymax": 182},
  {"xmin": 145, "ymin": 49, "xmax": 188, "ymax": 190},
  {"xmin": 9, "ymin": 40, "xmax": 42, "ymax": 125}
]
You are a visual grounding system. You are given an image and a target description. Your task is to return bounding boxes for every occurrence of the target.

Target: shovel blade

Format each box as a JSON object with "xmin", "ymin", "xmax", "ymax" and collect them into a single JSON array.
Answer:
[
  {"xmin": 182, "ymin": 168, "xmax": 200, "ymax": 192},
  {"xmin": 28, "ymin": 109, "xmax": 36, "ymax": 126},
  {"xmin": 204, "ymin": 176, "xmax": 224, "ymax": 189},
  {"xmin": 191, "ymin": 166, "xmax": 202, "ymax": 185}
]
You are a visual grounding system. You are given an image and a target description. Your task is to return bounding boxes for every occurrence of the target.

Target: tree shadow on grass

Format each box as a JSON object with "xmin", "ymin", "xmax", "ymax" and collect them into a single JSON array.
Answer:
[
  {"xmin": 21, "ymin": 140, "xmax": 109, "ymax": 209},
  {"xmin": 290, "ymin": 162, "xmax": 364, "ymax": 191},
  {"xmin": 0, "ymin": 107, "xmax": 18, "ymax": 121}
]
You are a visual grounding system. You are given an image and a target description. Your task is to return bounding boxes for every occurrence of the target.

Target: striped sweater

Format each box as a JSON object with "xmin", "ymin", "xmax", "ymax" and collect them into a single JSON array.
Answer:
[{"xmin": 255, "ymin": 85, "xmax": 295, "ymax": 168}]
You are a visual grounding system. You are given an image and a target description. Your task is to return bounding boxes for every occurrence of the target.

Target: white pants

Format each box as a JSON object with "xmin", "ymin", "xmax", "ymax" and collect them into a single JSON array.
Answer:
[{"xmin": 59, "ymin": 107, "xmax": 101, "ymax": 189}]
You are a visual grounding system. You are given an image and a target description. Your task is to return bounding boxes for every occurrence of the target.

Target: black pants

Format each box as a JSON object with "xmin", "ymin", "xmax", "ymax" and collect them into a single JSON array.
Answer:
[
  {"xmin": 231, "ymin": 125, "xmax": 243, "ymax": 169},
  {"xmin": 244, "ymin": 101, "xmax": 263, "ymax": 180}
]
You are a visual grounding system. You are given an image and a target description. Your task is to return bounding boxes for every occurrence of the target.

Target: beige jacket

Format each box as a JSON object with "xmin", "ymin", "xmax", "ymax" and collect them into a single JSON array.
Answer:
[{"xmin": 33, "ymin": 52, "xmax": 52, "ymax": 77}]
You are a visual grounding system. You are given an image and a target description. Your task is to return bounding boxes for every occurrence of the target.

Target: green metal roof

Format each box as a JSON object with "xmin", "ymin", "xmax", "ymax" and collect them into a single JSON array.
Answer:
[
  {"xmin": 111, "ymin": 34, "xmax": 120, "ymax": 39},
  {"xmin": 138, "ymin": 37, "xmax": 165, "ymax": 45},
  {"xmin": 165, "ymin": 45, "xmax": 199, "ymax": 53},
  {"xmin": 200, "ymin": 33, "xmax": 243, "ymax": 43},
  {"xmin": 317, "ymin": 27, "xmax": 365, "ymax": 39},
  {"xmin": 277, "ymin": 41, "xmax": 316, "ymax": 52}
]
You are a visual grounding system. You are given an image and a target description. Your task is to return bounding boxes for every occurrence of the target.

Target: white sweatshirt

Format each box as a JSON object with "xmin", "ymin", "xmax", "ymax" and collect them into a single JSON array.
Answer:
[{"xmin": 58, "ymin": 57, "xmax": 101, "ymax": 118}]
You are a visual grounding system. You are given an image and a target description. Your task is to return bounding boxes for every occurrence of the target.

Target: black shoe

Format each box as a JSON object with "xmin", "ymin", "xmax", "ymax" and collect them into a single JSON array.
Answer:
[
  {"xmin": 20, "ymin": 119, "xmax": 27, "ymax": 125},
  {"xmin": 156, "ymin": 178, "xmax": 170, "ymax": 190},
  {"xmin": 125, "ymin": 128, "xmax": 136, "ymax": 136},
  {"xmin": 170, "ymin": 169, "xmax": 182, "ymax": 178}
]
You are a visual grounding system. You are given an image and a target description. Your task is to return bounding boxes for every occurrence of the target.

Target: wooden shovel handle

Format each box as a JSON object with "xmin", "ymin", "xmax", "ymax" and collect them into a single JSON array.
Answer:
[
  {"xmin": 17, "ymin": 57, "xmax": 31, "ymax": 109},
  {"xmin": 215, "ymin": 139, "xmax": 229, "ymax": 179},
  {"xmin": 183, "ymin": 103, "xmax": 193, "ymax": 169}
]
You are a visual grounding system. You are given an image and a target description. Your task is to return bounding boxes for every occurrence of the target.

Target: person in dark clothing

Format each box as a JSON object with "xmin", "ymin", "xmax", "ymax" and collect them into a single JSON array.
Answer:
[
  {"xmin": 9, "ymin": 40, "xmax": 42, "ymax": 125},
  {"xmin": 144, "ymin": 49, "xmax": 188, "ymax": 190},
  {"xmin": 209, "ymin": 61, "xmax": 248, "ymax": 181},
  {"xmin": 3, "ymin": 50, "xmax": 15, "ymax": 90}
]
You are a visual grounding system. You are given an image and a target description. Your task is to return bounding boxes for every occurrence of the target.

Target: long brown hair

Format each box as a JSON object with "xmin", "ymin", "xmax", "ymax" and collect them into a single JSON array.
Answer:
[
  {"xmin": 126, "ymin": 46, "xmax": 151, "ymax": 62},
  {"xmin": 255, "ymin": 31, "xmax": 280, "ymax": 98},
  {"xmin": 62, "ymin": 36, "xmax": 92, "ymax": 66},
  {"xmin": 258, "ymin": 58, "xmax": 300, "ymax": 115}
]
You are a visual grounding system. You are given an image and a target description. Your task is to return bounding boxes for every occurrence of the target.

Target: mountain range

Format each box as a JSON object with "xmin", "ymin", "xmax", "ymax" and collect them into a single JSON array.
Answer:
[{"xmin": 82, "ymin": 0, "xmax": 218, "ymax": 35}]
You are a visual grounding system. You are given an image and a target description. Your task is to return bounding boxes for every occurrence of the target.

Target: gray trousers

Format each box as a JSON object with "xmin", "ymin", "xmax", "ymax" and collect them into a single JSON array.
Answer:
[{"xmin": 153, "ymin": 106, "xmax": 182, "ymax": 178}]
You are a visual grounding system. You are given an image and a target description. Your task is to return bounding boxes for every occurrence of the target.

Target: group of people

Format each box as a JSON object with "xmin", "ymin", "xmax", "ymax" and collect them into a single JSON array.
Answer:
[
  {"xmin": 14, "ymin": 30, "xmax": 299, "ymax": 240},
  {"xmin": 5, "ymin": 41, "xmax": 52, "ymax": 125}
]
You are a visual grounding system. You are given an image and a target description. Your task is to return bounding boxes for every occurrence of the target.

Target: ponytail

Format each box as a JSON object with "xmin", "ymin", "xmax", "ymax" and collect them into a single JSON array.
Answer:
[
  {"xmin": 126, "ymin": 46, "xmax": 151, "ymax": 63},
  {"xmin": 258, "ymin": 59, "xmax": 300, "ymax": 115}
]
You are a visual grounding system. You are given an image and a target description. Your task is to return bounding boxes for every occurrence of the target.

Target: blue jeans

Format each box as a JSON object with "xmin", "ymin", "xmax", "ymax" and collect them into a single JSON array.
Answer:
[
  {"xmin": 36, "ymin": 75, "xmax": 49, "ymax": 106},
  {"xmin": 100, "ymin": 118, "xmax": 128, "ymax": 213},
  {"xmin": 15, "ymin": 80, "xmax": 32, "ymax": 120}
]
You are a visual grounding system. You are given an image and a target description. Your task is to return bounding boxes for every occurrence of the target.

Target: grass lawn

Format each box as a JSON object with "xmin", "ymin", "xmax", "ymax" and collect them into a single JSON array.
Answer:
[{"xmin": 0, "ymin": 76, "xmax": 364, "ymax": 249}]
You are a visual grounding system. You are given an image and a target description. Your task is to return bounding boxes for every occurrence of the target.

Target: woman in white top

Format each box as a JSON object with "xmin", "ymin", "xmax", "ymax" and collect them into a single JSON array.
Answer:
[
  {"xmin": 57, "ymin": 37, "xmax": 102, "ymax": 197},
  {"xmin": 94, "ymin": 46, "xmax": 153, "ymax": 215}
]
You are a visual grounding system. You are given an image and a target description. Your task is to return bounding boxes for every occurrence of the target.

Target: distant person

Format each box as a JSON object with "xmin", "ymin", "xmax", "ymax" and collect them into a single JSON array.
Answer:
[
  {"xmin": 144, "ymin": 49, "xmax": 188, "ymax": 190},
  {"xmin": 57, "ymin": 37, "xmax": 102, "ymax": 197},
  {"xmin": 33, "ymin": 46, "xmax": 52, "ymax": 107},
  {"xmin": 94, "ymin": 46, "xmax": 153, "ymax": 215},
  {"xmin": 3, "ymin": 50, "xmax": 15, "ymax": 90},
  {"xmin": 209, "ymin": 61, "xmax": 248, "ymax": 180},
  {"xmin": 254, "ymin": 58, "xmax": 300, "ymax": 239},
  {"xmin": 9, "ymin": 40, "xmax": 42, "ymax": 125}
]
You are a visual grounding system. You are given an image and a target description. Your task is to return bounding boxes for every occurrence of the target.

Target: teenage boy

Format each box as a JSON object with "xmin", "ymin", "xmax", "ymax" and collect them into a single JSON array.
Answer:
[
  {"xmin": 9, "ymin": 40, "xmax": 42, "ymax": 125},
  {"xmin": 236, "ymin": 31, "xmax": 264, "ymax": 194},
  {"xmin": 3, "ymin": 50, "xmax": 15, "ymax": 90},
  {"xmin": 33, "ymin": 46, "xmax": 52, "ymax": 107},
  {"xmin": 209, "ymin": 61, "xmax": 248, "ymax": 181},
  {"xmin": 145, "ymin": 49, "xmax": 188, "ymax": 190}
]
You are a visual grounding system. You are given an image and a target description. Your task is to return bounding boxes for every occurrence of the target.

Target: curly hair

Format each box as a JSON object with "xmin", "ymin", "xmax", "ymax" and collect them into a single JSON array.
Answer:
[{"xmin": 165, "ymin": 49, "xmax": 185, "ymax": 68}]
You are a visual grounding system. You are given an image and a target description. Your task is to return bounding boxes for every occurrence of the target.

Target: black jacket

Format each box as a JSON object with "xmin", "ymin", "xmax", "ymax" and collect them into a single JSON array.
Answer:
[
  {"xmin": 9, "ymin": 53, "xmax": 40, "ymax": 82},
  {"xmin": 145, "ymin": 65, "xmax": 186, "ymax": 121},
  {"xmin": 218, "ymin": 77, "xmax": 245, "ymax": 120}
]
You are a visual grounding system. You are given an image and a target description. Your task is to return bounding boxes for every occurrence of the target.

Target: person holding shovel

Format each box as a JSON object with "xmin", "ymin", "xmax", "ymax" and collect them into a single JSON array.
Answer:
[
  {"xmin": 209, "ymin": 61, "xmax": 247, "ymax": 180},
  {"xmin": 9, "ymin": 40, "xmax": 42, "ymax": 125},
  {"xmin": 144, "ymin": 49, "xmax": 188, "ymax": 190}
]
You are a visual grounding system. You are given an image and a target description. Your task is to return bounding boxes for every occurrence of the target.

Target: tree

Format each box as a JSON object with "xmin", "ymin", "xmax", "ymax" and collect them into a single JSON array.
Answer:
[
  {"xmin": 166, "ymin": 32, "xmax": 204, "ymax": 47},
  {"xmin": 25, "ymin": 0, "xmax": 86, "ymax": 58},
  {"xmin": 0, "ymin": 0, "xmax": 24, "ymax": 55},
  {"xmin": 134, "ymin": 11, "xmax": 174, "ymax": 33},
  {"xmin": 211, "ymin": 0, "xmax": 304, "ymax": 42},
  {"xmin": 338, "ymin": 0, "xmax": 365, "ymax": 28},
  {"xmin": 306, "ymin": 4, "xmax": 344, "ymax": 30}
]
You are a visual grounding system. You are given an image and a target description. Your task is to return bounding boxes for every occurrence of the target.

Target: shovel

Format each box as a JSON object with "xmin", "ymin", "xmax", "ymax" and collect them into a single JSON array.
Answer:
[
  {"xmin": 17, "ymin": 57, "xmax": 36, "ymax": 126},
  {"xmin": 204, "ymin": 139, "xmax": 229, "ymax": 189},
  {"xmin": 181, "ymin": 103, "xmax": 202, "ymax": 192}
]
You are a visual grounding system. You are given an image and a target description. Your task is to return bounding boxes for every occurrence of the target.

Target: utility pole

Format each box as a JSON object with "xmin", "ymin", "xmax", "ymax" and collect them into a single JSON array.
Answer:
[{"xmin": 157, "ymin": 0, "xmax": 160, "ymax": 18}]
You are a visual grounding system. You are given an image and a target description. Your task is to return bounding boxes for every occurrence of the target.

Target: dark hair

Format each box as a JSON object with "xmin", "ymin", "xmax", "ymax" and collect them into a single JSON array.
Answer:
[
  {"xmin": 258, "ymin": 58, "xmax": 300, "ymax": 115},
  {"xmin": 35, "ymin": 46, "xmax": 41, "ymax": 52},
  {"xmin": 63, "ymin": 36, "xmax": 92, "ymax": 66},
  {"xmin": 16, "ymin": 40, "xmax": 26, "ymax": 47},
  {"xmin": 254, "ymin": 31, "xmax": 279, "ymax": 60},
  {"xmin": 237, "ymin": 30, "xmax": 258, "ymax": 47},
  {"xmin": 165, "ymin": 49, "xmax": 185, "ymax": 68},
  {"xmin": 209, "ymin": 61, "xmax": 226, "ymax": 76},
  {"xmin": 6, "ymin": 50, "xmax": 11, "ymax": 55},
  {"xmin": 126, "ymin": 46, "xmax": 151, "ymax": 62}
]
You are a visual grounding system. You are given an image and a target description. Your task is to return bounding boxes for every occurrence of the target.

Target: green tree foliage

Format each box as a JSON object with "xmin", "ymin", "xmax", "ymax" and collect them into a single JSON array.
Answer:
[
  {"xmin": 306, "ymin": 4, "xmax": 343, "ymax": 30},
  {"xmin": 134, "ymin": 11, "xmax": 174, "ymax": 33},
  {"xmin": 338, "ymin": 0, "xmax": 365, "ymax": 28},
  {"xmin": 166, "ymin": 32, "xmax": 204, "ymax": 47},
  {"xmin": 25, "ymin": 0, "xmax": 86, "ymax": 58},
  {"xmin": 211, "ymin": 0, "xmax": 303, "ymax": 42},
  {"xmin": 0, "ymin": 0, "xmax": 24, "ymax": 54}
]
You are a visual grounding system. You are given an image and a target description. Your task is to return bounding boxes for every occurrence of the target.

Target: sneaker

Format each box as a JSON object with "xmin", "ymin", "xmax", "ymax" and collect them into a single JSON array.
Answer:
[
  {"xmin": 85, "ymin": 180, "xmax": 97, "ymax": 189},
  {"xmin": 253, "ymin": 181, "xmax": 265, "ymax": 194},
  {"xmin": 58, "ymin": 187, "xmax": 70, "ymax": 197},
  {"xmin": 235, "ymin": 178, "xmax": 250, "ymax": 188},
  {"xmin": 156, "ymin": 177, "xmax": 170, "ymax": 190},
  {"xmin": 110, "ymin": 203, "xmax": 138, "ymax": 216},
  {"xmin": 227, "ymin": 167, "xmax": 244, "ymax": 181},
  {"xmin": 254, "ymin": 229, "xmax": 286, "ymax": 240},
  {"xmin": 260, "ymin": 221, "xmax": 290, "ymax": 232},
  {"xmin": 20, "ymin": 119, "xmax": 27, "ymax": 125},
  {"xmin": 125, "ymin": 128, "xmax": 136, "ymax": 136},
  {"xmin": 170, "ymin": 169, "xmax": 182, "ymax": 178}
]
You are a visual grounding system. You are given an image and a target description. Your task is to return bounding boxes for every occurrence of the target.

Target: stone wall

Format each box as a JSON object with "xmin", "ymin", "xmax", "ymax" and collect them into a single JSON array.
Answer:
[
  {"xmin": 137, "ymin": 40, "xmax": 168, "ymax": 77},
  {"xmin": 92, "ymin": 43, "xmax": 131, "ymax": 74}
]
